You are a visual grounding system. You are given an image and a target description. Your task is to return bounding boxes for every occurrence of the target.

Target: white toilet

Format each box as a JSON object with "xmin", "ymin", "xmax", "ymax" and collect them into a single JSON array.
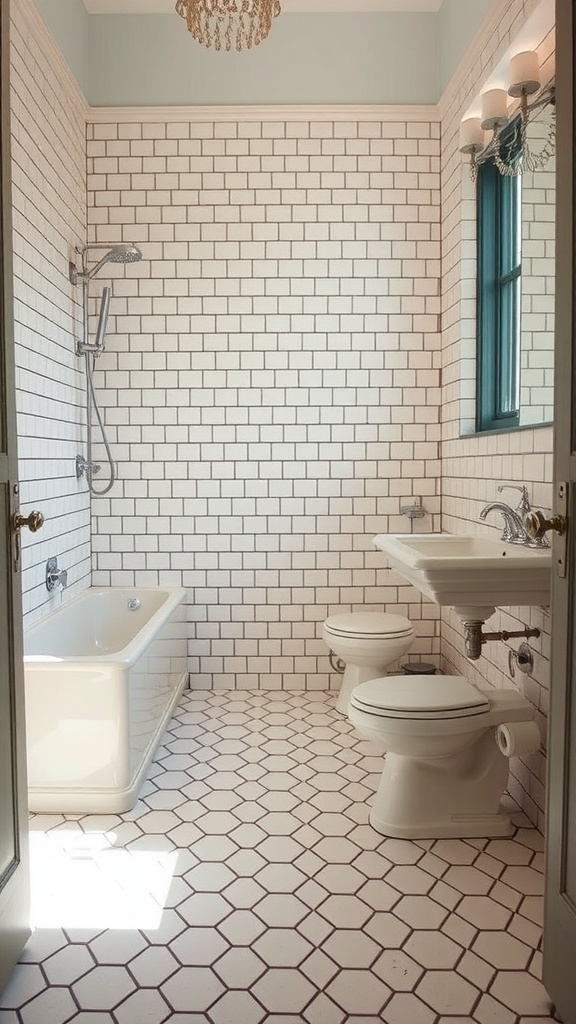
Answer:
[
  {"xmin": 349, "ymin": 674, "xmax": 539, "ymax": 839},
  {"xmin": 322, "ymin": 612, "xmax": 415, "ymax": 714}
]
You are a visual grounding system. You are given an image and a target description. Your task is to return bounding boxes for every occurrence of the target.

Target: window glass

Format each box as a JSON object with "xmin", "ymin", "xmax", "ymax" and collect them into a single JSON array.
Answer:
[{"xmin": 476, "ymin": 130, "xmax": 522, "ymax": 432}]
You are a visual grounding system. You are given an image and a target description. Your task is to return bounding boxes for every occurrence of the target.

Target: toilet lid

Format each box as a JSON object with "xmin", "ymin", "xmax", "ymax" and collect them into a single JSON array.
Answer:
[
  {"xmin": 351, "ymin": 675, "xmax": 491, "ymax": 720},
  {"xmin": 324, "ymin": 612, "xmax": 413, "ymax": 639}
]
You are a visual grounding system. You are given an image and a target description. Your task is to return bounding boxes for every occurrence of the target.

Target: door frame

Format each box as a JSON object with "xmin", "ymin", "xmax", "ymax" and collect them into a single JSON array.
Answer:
[
  {"xmin": 542, "ymin": 0, "xmax": 576, "ymax": 1020},
  {"xmin": 0, "ymin": 0, "xmax": 31, "ymax": 990}
]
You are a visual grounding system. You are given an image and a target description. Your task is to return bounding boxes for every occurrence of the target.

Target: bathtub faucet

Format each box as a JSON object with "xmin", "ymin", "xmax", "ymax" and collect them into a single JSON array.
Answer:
[{"xmin": 46, "ymin": 557, "xmax": 68, "ymax": 595}]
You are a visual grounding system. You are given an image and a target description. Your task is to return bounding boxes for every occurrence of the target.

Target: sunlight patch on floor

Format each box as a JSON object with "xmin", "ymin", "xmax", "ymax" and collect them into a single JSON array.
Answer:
[{"xmin": 29, "ymin": 829, "xmax": 178, "ymax": 929}]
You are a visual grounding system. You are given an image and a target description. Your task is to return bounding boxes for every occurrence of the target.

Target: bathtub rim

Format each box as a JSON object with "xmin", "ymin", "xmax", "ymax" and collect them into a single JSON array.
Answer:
[{"xmin": 24, "ymin": 586, "xmax": 187, "ymax": 667}]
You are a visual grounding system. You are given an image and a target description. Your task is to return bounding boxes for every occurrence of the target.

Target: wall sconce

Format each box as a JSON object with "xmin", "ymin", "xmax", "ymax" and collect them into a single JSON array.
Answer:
[{"xmin": 459, "ymin": 50, "xmax": 555, "ymax": 181}]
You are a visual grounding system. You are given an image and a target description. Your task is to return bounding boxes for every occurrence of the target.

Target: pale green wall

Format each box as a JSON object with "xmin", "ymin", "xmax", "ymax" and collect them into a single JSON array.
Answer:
[
  {"xmin": 438, "ymin": 0, "xmax": 495, "ymax": 92},
  {"xmin": 88, "ymin": 12, "xmax": 438, "ymax": 107},
  {"xmin": 32, "ymin": 0, "xmax": 499, "ymax": 107},
  {"xmin": 33, "ymin": 0, "xmax": 89, "ymax": 96}
]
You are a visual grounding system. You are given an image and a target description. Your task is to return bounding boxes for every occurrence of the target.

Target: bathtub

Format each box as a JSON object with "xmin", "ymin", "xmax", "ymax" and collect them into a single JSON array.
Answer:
[{"xmin": 24, "ymin": 587, "xmax": 188, "ymax": 814}]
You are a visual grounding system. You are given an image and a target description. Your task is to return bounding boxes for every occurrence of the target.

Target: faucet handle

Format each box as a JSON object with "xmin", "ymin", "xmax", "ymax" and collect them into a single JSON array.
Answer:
[
  {"xmin": 498, "ymin": 483, "xmax": 531, "ymax": 513},
  {"xmin": 46, "ymin": 557, "xmax": 69, "ymax": 593}
]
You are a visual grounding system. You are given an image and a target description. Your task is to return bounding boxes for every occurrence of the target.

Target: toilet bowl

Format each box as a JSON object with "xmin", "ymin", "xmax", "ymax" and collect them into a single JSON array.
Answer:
[
  {"xmin": 349, "ymin": 674, "xmax": 538, "ymax": 839},
  {"xmin": 322, "ymin": 612, "xmax": 415, "ymax": 715}
]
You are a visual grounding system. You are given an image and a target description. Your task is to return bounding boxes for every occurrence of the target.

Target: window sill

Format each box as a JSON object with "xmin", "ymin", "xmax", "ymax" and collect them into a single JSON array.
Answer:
[{"xmin": 460, "ymin": 420, "xmax": 553, "ymax": 439}]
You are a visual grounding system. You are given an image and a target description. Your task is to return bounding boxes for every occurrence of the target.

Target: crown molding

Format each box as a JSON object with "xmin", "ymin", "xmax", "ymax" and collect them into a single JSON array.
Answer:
[
  {"xmin": 87, "ymin": 103, "xmax": 440, "ymax": 123},
  {"xmin": 83, "ymin": 0, "xmax": 442, "ymax": 12}
]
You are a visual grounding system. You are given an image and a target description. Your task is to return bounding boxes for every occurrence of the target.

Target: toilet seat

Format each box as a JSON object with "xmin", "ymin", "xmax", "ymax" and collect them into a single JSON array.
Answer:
[
  {"xmin": 324, "ymin": 612, "xmax": 413, "ymax": 640},
  {"xmin": 351, "ymin": 675, "xmax": 491, "ymax": 721}
]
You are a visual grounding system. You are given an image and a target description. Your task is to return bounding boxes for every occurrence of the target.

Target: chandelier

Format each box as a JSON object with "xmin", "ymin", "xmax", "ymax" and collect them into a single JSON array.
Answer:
[
  {"xmin": 459, "ymin": 50, "xmax": 555, "ymax": 181},
  {"xmin": 175, "ymin": 0, "xmax": 281, "ymax": 52}
]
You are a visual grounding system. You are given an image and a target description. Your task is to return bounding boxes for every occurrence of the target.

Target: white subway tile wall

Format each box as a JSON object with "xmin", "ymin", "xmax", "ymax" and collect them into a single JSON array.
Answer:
[
  {"xmin": 10, "ymin": 0, "xmax": 90, "ymax": 623},
  {"xmin": 86, "ymin": 116, "xmax": 443, "ymax": 690},
  {"xmin": 520, "ymin": 114, "xmax": 555, "ymax": 427},
  {"xmin": 439, "ymin": 0, "xmax": 553, "ymax": 829}
]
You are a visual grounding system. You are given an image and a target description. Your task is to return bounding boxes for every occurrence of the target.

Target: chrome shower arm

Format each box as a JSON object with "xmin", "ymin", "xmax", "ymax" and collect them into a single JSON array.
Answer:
[
  {"xmin": 70, "ymin": 251, "xmax": 115, "ymax": 283},
  {"xmin": 69, "ymin": 242, "xmax": 142, "ymax": 284}
]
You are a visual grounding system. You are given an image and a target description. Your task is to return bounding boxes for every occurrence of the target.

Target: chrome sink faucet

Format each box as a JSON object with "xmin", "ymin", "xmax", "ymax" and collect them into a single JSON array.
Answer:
[
  {"xmin": 479, "ymin": 484, "xmax": 550, "ymax": 547},
  {"xmin": 479, "ymin": 501, "xmax": 529, "ymax": 543},
  {"xmin": 498, "ymin": 483, "xmax": 531, "ymax": 515}
]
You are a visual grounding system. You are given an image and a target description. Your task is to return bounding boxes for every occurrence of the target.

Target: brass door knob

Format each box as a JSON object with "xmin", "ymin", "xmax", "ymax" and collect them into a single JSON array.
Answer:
[
  {"xmin": 13, "ymin": 510, "xmax": 45, "ymax": 533},
  {"xmin": 524, "ymin": 509, "xmax": 567, "ymax": 540}
]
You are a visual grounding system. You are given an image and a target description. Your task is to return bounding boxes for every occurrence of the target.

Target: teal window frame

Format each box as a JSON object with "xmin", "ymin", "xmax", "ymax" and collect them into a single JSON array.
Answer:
[{"xmin": 476, "ymin": 130, "xmax": 522, "ymax": 432}]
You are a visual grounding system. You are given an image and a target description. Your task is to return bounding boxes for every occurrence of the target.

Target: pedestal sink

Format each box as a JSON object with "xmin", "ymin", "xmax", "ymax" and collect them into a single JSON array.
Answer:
[{"xmin": 373, "ymin": 533, "xmax": 552, "ymax": 622}]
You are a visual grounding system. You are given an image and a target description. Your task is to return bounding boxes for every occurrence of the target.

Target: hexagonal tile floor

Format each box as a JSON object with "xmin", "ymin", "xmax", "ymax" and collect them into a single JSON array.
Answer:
[{"xmin": 0, "ymin": 690, "xmax": 559, "ymax": 1023}]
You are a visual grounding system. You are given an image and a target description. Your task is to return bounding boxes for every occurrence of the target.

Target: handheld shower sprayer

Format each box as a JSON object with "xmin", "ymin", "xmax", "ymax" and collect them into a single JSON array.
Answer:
[{"xmin": 94, "ymin": 287, "xmax": 111, "ymax": 353}]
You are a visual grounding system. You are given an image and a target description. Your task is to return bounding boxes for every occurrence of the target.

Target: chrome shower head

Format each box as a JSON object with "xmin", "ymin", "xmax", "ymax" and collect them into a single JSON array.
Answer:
[
  {"xmin": 106, "ymin": 244, "xmax": 143, "ymax": 265},
  {"xmin": 69, "ymin": 242, "xmax": 143, "ymax": 283},
  {"xmin": 85, "ymin": 243, "xmax": 143, "ymax": 279}
]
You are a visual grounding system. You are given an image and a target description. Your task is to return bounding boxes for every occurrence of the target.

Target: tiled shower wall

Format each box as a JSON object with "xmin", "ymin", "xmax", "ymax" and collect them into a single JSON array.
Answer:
[
  {"xmin": 87, "ymin": 114, "xmax": 443, "ymax": 689},
  {"xmin": 10, "ymin": 0, "xmax": 90, "ymax": 622},
  {"xmin": 439, "ymin": 0, "xmax": 554, "ymax": 829}
]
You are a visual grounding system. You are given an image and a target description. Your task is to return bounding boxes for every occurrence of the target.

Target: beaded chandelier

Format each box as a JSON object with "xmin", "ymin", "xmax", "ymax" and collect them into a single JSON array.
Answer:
[{"xmin": 175, "ymin": 0, "xmax": 281, "ymax": 52}]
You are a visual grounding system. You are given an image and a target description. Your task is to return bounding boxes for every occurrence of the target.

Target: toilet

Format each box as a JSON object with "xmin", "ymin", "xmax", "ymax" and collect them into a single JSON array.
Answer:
[
  {"xmin": 349, "ymin": 674, "xmax": 539, "ymax": 839},
  {"xmin": 322, "ymin": 612, "xmax": 415, "ymax": 714}
]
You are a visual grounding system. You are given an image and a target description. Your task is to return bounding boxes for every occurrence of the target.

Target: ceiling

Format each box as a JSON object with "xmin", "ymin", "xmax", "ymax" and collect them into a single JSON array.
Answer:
[{"xmin": 82, "ymin": 0, "xmax": 443, "ymax": 12}]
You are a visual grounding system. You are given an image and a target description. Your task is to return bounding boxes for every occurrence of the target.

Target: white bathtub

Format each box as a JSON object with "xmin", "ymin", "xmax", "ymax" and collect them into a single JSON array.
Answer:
[{"xmin": 24, "ymin": 587, "xmax": 188, "ymax": 813}]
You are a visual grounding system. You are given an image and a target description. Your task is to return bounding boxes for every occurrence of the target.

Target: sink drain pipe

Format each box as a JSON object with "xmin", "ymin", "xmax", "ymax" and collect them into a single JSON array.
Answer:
[{"xmin": 463, "ymin": 622, "xmax": 541, "ymax": 661}]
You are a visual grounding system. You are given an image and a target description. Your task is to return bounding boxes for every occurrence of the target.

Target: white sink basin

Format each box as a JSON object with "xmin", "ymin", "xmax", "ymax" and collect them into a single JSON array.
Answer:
[{"xmin": 374, "ymin": 533, "xmax": 551, "ymax": 613}]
